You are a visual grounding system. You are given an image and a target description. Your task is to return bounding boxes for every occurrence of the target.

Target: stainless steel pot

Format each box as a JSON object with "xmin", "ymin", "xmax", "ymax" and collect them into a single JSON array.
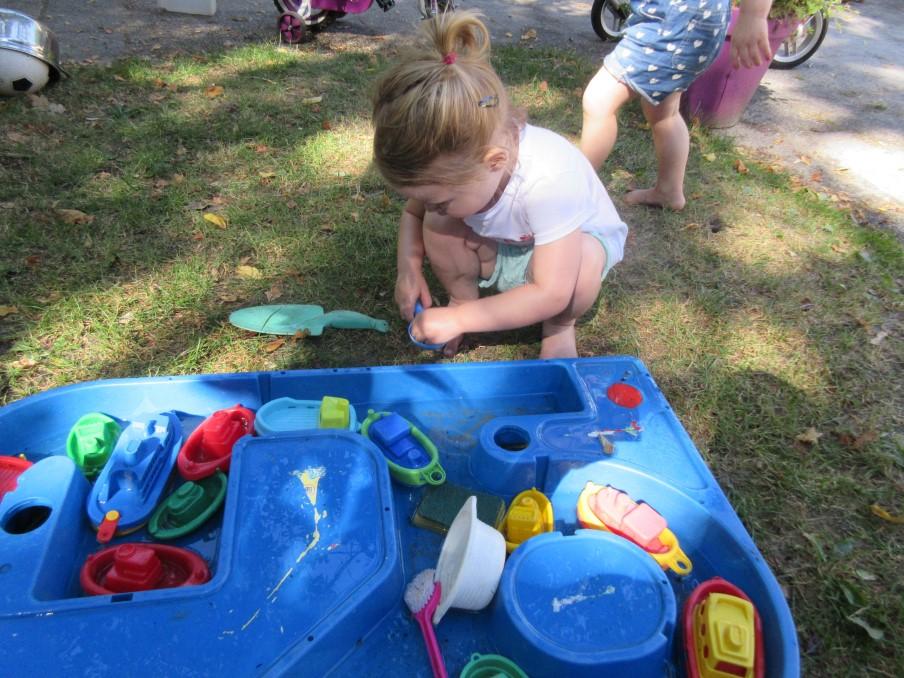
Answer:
[{"xmin": 0, "ymin": 8, "xmax": 68, "ymax": 81}]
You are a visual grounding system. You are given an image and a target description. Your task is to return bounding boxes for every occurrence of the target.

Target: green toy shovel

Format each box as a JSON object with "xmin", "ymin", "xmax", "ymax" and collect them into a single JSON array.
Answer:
[{"xmin": 229, "ymin": 304, "xmax": 389, "ymax": 336}]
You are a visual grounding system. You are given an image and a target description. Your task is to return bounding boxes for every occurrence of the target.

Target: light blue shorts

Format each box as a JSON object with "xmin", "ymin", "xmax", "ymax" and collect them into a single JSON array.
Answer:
[
  {"xmin": 478, "ymin": 231, "xmax": 624, "ymax": 293},
  {"xmin": 603, "ymin": 0, "xmax": 731, "ymax": 105}
]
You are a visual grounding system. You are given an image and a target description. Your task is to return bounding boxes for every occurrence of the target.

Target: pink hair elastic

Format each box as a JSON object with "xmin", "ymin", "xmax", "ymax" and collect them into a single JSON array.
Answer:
[{"xmin": 443, "ymin": 51, "xmax": 457, "ymax": 65}]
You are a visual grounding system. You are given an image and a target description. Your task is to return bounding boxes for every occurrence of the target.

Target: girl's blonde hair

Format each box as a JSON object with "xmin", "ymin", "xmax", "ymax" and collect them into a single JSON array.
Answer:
[{"xmin": 372, "ymin": 10, "xmax": 521, "ymax": 188}]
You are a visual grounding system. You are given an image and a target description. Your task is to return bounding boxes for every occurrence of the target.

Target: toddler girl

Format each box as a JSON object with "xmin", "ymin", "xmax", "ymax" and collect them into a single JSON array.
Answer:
[
  {"xmin": 580, "ymin": 0, "xmax": 772, "ymax": 209},
  {"xmin": 372, "ymin": 11, "xmax": 629, "ymax": 359}
]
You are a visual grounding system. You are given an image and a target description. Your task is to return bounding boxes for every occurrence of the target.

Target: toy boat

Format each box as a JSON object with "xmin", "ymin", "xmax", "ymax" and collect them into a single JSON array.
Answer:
[
  {"xmin": 577, "ymin": 481, "xmax": 692, "ymax": 575},
  {"xmin": 254, "ymin": 396, "xmax": 357, "ymax": 435},
  {"xmin": 149, "ymin": 471, "xmax": 227, "ymax": 540},
  {"xmin": 360, "ymin": 410, "xmax": 446, "ymax": 486},
  {"xmin": 501, "ymin": 487, "xmax": 553, "ymax": 553},
  {"xmin": 0, "ymin": 455, "xmax": 32, "ymax": 502},
  {"xmin": 176, "ymin": 404, "xmax": 254, "ymax": 480},
  {"xmin": 66, "ymin": 412, "xmax": 122, "ymax": 478},
  {"xmin": 80, "ymin": 543, "xmax": 210, "ymax": 595},
  {"xmin": 683, "ymin": 577, "xmax": 765, "ymax": 678},
  {"xmin": 86, "ymin": 411, "xmax": 183, "ymax": 533}
]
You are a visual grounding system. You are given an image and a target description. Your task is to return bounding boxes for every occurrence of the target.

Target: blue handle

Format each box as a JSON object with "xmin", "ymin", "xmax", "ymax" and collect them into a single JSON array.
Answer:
[{"xmin": 408, "ymin": 302, "xmax": 445, "ymax": 352}]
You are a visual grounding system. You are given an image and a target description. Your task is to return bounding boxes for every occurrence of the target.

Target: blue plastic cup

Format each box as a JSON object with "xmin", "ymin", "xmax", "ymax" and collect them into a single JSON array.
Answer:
[{"xmin": 408, "ymin": 301, "xmax": 445, "ymax": 352}]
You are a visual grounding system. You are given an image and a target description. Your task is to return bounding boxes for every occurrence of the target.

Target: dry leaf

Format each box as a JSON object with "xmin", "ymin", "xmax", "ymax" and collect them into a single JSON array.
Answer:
[
  {"xmin": 0, "ymin": 305, "xmax": 19, "ymax": 317},
  {"xmin": 118, "ymin": 311, "xmax": 135, "ymax": 325},
  {"xmin": 798, "ymin": 154, "xmax": 812, "ymax": 165},
  {"xmin": 191, "ymin": 232, "xmax": 204, "ymax": 241},
  {"xmin": 810, "ymin": 170, "xmax": 823, "ymax": 183},
  {"xmin": 795, "ymin": 427, "xmax": 822, "ymax": 446},
  {"xmin": 236, "ymin": 265, "xmax": 262, "ymax": 279},
  {"xmin": 28, "ymin": 94, "xmax": 50, "ymax": 109},
  {"xmin": 521, "ymin": 28, "xmax": 537, "ymax": 41},
  {"xmin": 6, "ymin": 131, "xmax": 28, "ymax": 143},
  {"xmin": 870, "ymin": 504, "xmax": 904, "ymax": 525},
  {"xmin": 259, "ymin": 171, "xmax": 276, "ymax": 179},
  {"xmin": 47, "ymin": 103, "xmax": 66, "ymax": 114},
  {"xmin": 186, "ymin": 200, "xmax": 211, "ymax": 211},
  {"xmin": 265, "ymin": 284, "xmax": 283, "ymax": 302},
  {"xmin": 869, "ymin": 331, "xmax": 888, "ymax": 346},
  {"xmin": 734, "ymin": 159, "xmax": 749, "ymax": 174},
  {"xmin": 322, "ymin": 119, "xmax": 332, "ymax": 131},
  {"xmin": 263, "ymin": 338, "xmax": 286, "ymax": 353},
  {"xmin": 703, "ymin": 152, "xmax": 716, "ymax": 162},
  {"xmin": 254, "ymin": 144, "xmax": 270, "ymax": 154},
  {"xmin": 25, "ymin": 255, "xmax": 41, "ymax": 266},
  {"xmin": 205, "ymin": 84, "xmax": 225, "ymax": 98},
  {"xmin": 11, "ymin": 357, "xmax": 37, "ymax": 369},
  {"xmin": 302, "ymin": 95, "xmax": 323, "ymax": 105},
  {"xmin": 56, "ymin": 209, "xmax": 95, "ymax": 225},
  {"xmin": 203, "ymin": 213, "xmax": 228, "ymax": 229},
  {"xmin": 293, "ymin": 329, "xmax": 309, "ymax": 341},
  {"xmin": 538, "ymin": 80, "xmax": 548, "ymax": 92}
]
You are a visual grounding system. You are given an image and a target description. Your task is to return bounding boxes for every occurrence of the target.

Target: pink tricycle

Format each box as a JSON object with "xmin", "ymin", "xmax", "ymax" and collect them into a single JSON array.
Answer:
[{"xmin": 274, "ymin": 0, "xmax": 453, "ymax": 44}]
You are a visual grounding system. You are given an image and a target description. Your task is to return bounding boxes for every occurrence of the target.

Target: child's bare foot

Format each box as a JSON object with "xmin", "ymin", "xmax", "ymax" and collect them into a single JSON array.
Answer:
[
  {"xmin": 540, "ymin": 323, "xmax": 578, "ymax": 359},
  {"xmin": 624, "ymin": 187, "xmax": 686, "ymax": 211}
]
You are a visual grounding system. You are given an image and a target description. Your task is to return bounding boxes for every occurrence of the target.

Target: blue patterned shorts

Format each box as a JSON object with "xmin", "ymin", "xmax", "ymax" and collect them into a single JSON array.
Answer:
[{"xmin": 604, "ymin": 0, "xmax": 731, "ymax": 105}]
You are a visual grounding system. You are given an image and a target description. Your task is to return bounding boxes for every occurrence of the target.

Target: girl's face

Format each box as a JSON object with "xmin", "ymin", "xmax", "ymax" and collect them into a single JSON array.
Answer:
[{"xmin": 399, "ymin": 148, "xmax": 512, "ymax": 219}]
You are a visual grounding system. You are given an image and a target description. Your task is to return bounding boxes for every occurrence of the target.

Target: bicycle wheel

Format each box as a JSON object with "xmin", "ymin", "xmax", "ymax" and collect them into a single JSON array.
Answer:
[
  {"xmin": 591, "ymin": 0, "xmax": 631, "ymax": 42},
  {"xmin": 770, "ymin": 11, "xmax": 828, "ymax": 69},
  {"xmin": 418, "ymin": 0, "xmax": 453, "ymax": 20}
]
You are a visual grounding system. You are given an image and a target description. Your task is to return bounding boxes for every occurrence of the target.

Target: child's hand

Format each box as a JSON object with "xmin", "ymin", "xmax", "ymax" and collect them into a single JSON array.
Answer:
[
  {"xmin": 731, "ymin": 8, "xmax": 772, "ymax": 69},
  {"xmin": 410, "ymin": 306, "xmax": 462, "ymax": 348},
  {"xmin": 395, "ymin": 271, "xmax": 431, "ymax": 321}
]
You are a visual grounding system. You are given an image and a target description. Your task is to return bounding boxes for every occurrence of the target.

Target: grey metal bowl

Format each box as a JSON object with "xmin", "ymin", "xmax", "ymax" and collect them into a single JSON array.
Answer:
[{"xmin": 0, "ymin": 8, "xmax": 68, "ymax": 81}]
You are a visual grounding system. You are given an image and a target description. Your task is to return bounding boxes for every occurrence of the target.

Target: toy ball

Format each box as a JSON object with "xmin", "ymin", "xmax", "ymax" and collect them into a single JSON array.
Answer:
[{"xmin": 0, "ymin": 49, "xmax": 49, "ymax": 95}]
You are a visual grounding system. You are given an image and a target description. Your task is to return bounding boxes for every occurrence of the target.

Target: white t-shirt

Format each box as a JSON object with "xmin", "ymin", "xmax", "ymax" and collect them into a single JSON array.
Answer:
[{"xmin": 464, "ymin": 124, "xmax": 628, "ymax": 257}]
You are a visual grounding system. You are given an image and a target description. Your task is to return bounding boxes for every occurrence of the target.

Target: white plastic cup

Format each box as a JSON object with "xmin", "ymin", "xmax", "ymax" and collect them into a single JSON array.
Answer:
[
  {"xmin": 433, "ymin": 495, "xmax": 506, "ymax": 624},
  {"xmin": 158, "ymin": 0, "xmax": 216, "ymax": 16}
]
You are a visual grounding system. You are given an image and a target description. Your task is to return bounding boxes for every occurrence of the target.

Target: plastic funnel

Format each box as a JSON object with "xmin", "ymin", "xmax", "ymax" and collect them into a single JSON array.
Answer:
[{"xmin": 433, "ymin": 495, "xmax": 506, "ymax": 624}]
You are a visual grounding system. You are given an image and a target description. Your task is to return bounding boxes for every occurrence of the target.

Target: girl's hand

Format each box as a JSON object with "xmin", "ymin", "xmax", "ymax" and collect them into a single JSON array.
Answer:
[
  {"xmin": 395, "ymin": 270, "xmax": 431, "ymax": 321},
  {"xmin": 731, "ymin": 7, "xmax": 772, "ymax": 69},
  {"xmin": 410, "ymin": 306, "xmax": 461, "ymax": 347}
]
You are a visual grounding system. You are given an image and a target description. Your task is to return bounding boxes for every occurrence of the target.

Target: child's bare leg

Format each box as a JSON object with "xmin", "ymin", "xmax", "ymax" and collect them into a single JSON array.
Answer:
[
  {"xmin": 539, "ymin": 234, "xmax": 606, "ymax": 359},
  {"xmin": 625, "ymin": 92, "xmax": 688, "ymax": 210},
  {"xmin": 422, "ymin": 213, "xmax": 496, "ymax": 356},
  {"xmin": 580, "ymin": 67, "xmax": 633, "ymax": 170}
]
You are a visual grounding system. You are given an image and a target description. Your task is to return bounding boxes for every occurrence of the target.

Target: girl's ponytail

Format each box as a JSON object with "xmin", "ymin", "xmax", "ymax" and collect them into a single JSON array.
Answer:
[{"xmin": 372, "ymin": 10, "xmax": 520, "ymax": 188}]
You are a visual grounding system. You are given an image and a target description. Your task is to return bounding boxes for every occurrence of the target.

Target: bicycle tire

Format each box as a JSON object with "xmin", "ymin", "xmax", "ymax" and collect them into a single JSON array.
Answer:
[
  {"xmin": 770, "ymin": 11, "xmax": 828, "ymax": 69},
  {"xmin": 591, "ymin": 0, "xmax": 630, "ymax": 42}
]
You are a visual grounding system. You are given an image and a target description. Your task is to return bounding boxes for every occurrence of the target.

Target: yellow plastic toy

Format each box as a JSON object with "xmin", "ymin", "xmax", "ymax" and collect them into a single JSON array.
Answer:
[
  {"xmin": 576, "ymin": 481, "xmax": 692, "ymax": 575},
  {"xmin": 502, "ymin": 488, "xmax": 554, "ymax": 553}
]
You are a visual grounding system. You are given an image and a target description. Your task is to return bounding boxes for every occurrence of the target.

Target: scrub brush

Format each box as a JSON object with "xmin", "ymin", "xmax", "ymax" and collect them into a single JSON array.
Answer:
[{"xmin": 404, "ymin": 568, "xmax": 447, "ymax": 678}]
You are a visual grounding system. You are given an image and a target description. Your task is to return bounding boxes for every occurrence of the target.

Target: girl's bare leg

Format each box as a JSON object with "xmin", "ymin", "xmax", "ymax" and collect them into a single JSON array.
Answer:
[
  {"xmin": 422, "ymin": 212, "xmax": 497, "ymax": 356},
  {"xmin": 625, "ymin": 91, "xmax": 688, "ymax": 210},
  {"xmin": 539, "ymin": 234, "xmax": 607, "ymax": 359},
  {"xmin": 580, "ymin": 66, "xmax": 634, "ymax": 170}
]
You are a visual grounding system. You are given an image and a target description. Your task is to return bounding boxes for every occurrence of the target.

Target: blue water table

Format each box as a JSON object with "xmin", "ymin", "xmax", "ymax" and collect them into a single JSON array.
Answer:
[{"xmin": 0, "ymin": 357, "xmax": 799, "ymax": 677}]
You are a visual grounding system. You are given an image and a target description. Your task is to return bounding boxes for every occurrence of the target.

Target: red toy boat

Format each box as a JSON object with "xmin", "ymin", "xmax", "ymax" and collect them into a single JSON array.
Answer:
[
  {"xmin": 80, "ymin": 543, "xmax": 210, "ymax": 595},
  {"xmin": 0, "ymin": 455, "xmax": 32, "ymax": 502},
  {"xmin": 683, "ymin": 577, "xmax": 765, "ymax": 678},
  {"xmin": 177, "ymin": 404, "xmax": 254, "ymax": 481}
]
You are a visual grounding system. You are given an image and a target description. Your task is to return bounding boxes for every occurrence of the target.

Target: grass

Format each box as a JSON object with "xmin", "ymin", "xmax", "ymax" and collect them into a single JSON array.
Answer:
[{"xmin": 1, "ymin": 36, "xmax": 902, "ymax": 676}]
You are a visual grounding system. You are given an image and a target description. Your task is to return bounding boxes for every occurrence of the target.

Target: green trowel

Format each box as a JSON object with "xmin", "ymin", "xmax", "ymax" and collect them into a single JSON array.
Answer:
[{"xmin": 229, "ymin": 304, "xmax": 389, "ymax": 336}]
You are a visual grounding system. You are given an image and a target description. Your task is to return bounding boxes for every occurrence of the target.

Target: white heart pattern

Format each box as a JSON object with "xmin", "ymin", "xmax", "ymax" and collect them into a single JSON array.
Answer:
[
  {"xmin": 648, "ymin": 64, "xmax": 658, "ymax": 71},
  {"xmin": 672, "ymin": 74, "xmax": 681, "ymax": 79},
  {"xmin": 679, "ymin": 5, "xmax": 688, "ymax": 11},
  {"xmin": 666, "ymin": 43, "xmax": 676, "ymax": 51},
  {"xmin": 677, "ymin": 63, "xmax": 686, "ymax": 70},
  {"xmin": 703, "ymin": 9, "xmax": 712, "ymax": 18},
  {"xmin": 699, "ymin": 55, "xmax": 707, "ymax": 62},
  {"xmin": 649, "ymin": 78, "xmax": 659, "ymax": 84},
  {"xmin": 644, "ymin": 47, "xmax": 655, "ymax": 54},
  {"xmin": 694, "ymin": 40, "xmax": 703, "ymax": 48}
]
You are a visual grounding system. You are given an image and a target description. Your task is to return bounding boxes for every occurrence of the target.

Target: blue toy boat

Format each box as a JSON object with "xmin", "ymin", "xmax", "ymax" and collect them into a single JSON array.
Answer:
[{"xmin": 86, "ymin": 411, "xmax": 183, "ymax": 533}]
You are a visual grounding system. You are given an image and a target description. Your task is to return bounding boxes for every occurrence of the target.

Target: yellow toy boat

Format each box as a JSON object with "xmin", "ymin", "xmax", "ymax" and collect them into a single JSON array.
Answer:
[{"xmin": 502, "ymin": 488, "xmax": 553, "ymax": 553}]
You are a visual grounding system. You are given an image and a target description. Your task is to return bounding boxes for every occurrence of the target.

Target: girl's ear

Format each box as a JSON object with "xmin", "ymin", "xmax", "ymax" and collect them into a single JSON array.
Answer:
[{"xmin": 483, "ymin": 147, "xmax": 509, "ymax": 172}]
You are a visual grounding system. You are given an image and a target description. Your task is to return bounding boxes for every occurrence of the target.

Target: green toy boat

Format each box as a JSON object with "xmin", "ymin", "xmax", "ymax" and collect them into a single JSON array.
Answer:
[
  {"xmin": 66, "ymin": 412, "xmax": 122, "ymax": 478},
  {"xmin": 149, "ymin": 471, "xmax": 227, "ymax": 540}
]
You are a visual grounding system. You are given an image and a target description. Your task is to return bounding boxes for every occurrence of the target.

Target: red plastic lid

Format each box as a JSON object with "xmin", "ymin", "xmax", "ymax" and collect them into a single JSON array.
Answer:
[
  {"xmin": 606, "ymin": 383, "xmax": 643, "ymax": 409},
  {"xmin": 177, "ymin": 404, "xmax": 254, "ymax": 481},
  {"xmin": 80, "ymin": 543, "xmax": 210, "ymax": 595},
  {"xmin": 0, "ymin": 455, "xmax": 32, "ymax": 501}
]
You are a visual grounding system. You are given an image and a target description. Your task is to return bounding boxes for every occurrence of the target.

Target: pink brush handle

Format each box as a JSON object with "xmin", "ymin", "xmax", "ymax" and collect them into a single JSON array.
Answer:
[{"xmin": 415, "ymin": 612, "xmax": 447, "ymax": 678}]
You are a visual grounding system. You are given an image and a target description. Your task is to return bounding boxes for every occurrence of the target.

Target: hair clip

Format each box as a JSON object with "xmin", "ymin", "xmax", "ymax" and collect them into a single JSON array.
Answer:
[
  {"xmin": 443, "ymin": 51, "xmax": 458, "ymax": 65},
  {"xmin": 478, "ymin": 94, "xmax": 499, "ymax": 108}
]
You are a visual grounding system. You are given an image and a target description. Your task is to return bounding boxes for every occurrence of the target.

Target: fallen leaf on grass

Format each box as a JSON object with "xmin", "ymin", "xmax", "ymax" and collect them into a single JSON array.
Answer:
[
  {"xmin": 848, "ymin": 615, "xmax": 884, "ymax": 641},
  {"xmin": 854, "ymin": 569, "xmax": 877, "ymax": 582},
  {"xmin": 0, "ymin": 306, "xmax": 18, "ymax": 317},
  {"xmin": 25, "ymin": 255, "xmax": 41, "ymax": 266},
  {"xmin": 236, "ymin": 265, "xmax": 262, "ymax": 279},
  {"xmin": 118, "ymin": 311, "xmax": 135, "ymax": 325},
  {"xmin": 703, "ymin": 152, "xmax": 716, "ymax": 162},
  {"xmin": 6, "ymin": 131, "xmax": 29, "ymax": 144},
  {"xmin": 795, "ymin": 427, "xmax": 822, "ymax": 445},
  {"xmin": 870, "ymin": 504, "xmax": 904, "ymax": 525},
  {"xmin": 56, "ymin": 209, "xmax": 95, "ymax": 225},
  {"xmin": 11, "ymin": 357, "xmax": 37, "ymax": 369},
  {"xmin": 263, "ymin": 338, "xmax": 285, "ymax": 353},
  {"xmin": 203, "ymin": 213, "xmax": 228, "ymax": 229},
  {"xmin": 259, "ymin": 171, "xmax": 276, "ymax": 180},
  {"xmin": 191, "ymin": 232, "xmax": 204, "ymax": 241},
  {"xmin": 810, "ymin": 170, "xmax": 823, "ymax": 183},
  {"xmin": 869, "ymin": 330, "xmax": 888, "ymax": 346},
  {"xmin": 538, "ymin": 80, "xmax": 548, "ymax": 92},
  {"xmin": 321, "ymin": 119, "xmax": 332, "ymax": 131},
  {"xmin": 186, "ymin": 200, "xmax": 211, "ymax": 211},
  {"xmin": 265, "ymin": 284, "xmax": 283, "ymax": 302},
  {"xmin": 521, "ymin": 28, "xmax": 537, "ymax": 41},
  {"xmin": 302, "ymin": 95, "xmax": 323, "ymax": 105},
  {"xmin": 733, "ymin": 159, "xmax": 749, "ymax": 174},
  {"xmin": 205, "ymin": 85, "xmax": 225, "ymax": 98}
]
